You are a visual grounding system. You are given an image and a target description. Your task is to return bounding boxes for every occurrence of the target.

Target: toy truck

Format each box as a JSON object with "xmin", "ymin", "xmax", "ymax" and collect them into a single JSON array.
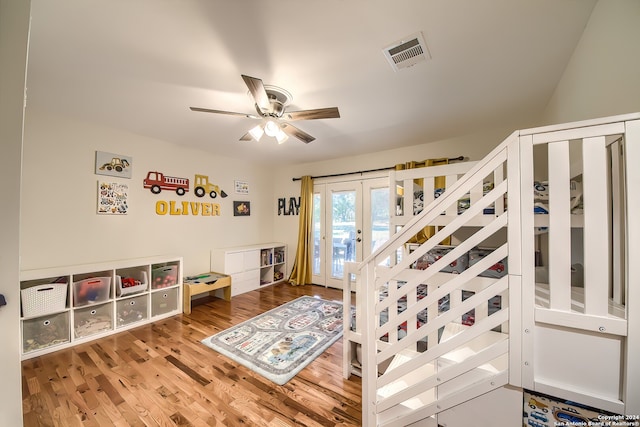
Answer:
[
  {"xmin": 194, "ymin": 174, "xmax": 227, "ymax": 198},
  {"xmin": 100, "ymin": 157, "xmax": 130, "ymax": 172},
  {"xmin": 143, "ymin": 171, "xmax": 189, "ymax": 196}
]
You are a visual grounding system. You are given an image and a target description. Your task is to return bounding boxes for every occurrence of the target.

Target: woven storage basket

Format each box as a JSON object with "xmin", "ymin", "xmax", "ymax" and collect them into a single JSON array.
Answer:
[{"xmin": 21, "ymin": 283, "xmax": 68, "ymax": 317}]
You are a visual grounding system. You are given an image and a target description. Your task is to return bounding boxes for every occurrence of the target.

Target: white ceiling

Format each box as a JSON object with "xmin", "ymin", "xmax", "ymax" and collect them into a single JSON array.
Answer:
[{"xmin": 26, "ymin": 0, "xmax": 597, "ymax": 165}]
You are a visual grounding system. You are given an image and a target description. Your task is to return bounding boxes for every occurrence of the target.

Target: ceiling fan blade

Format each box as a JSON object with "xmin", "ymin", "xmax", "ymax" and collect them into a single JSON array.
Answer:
[
  {"xmin": 241, "ymin": 75, "xmax": 270, "ymax": 113},
  {"xmin": 190, "ymin": 107, "xmax": 259, "ymax": 119},
  {"xmin": 239, "ymin": 132, "xmax": 253, "ymax": 141},
  {"xmin": 284, "ymin": 107, "xmax": 340, "ymax": 121},
  {"xmin": 281, "ymin": 123, "xmax": 316, "ymax": 144}
]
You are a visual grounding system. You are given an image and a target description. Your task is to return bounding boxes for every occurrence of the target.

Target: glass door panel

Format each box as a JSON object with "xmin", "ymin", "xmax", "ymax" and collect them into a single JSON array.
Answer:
[
  {"xmin": 327, "ymin": 185, "xmax": 358, "ymax": 289},
  {"xmin": 312, "ymin": 192, "xmax": 322, "ymax": 276},
  {"xmin": 368, "ymin": 185, "xmax": 390, "ymax": 255}
]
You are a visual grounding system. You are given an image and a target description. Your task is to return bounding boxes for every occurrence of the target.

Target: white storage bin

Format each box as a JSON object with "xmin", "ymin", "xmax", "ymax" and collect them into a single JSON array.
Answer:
[
  {"xmin": 151, "ymin": 287, "xmax": 178, "ymax": 316},
  {"xmin": 21, "ymin": 282, "xmax": 68, "ymax": 317},
  {"xmin": 22, "ymin": 312, "xmax": 70, "ymax": 353},
  {"xmin": 74, "ymin": 302, "xmax": 113, "ymax": 338},
  {"xmin": 151, "ymin": 265, "xmax": 178, "ymax": 289},
  {"xmin": 116, "ymin": 271, "xmax": 148, "ymax": 296},
  {"xmin": 116, "ymin": 295, "xmax": 148, "ymax": 327},
  {"xmin": 73, "ymin": 276, "xmax": 111, "ymax": 306}
]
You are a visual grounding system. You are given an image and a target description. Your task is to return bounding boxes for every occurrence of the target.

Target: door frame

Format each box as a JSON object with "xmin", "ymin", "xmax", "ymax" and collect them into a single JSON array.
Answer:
[{"xmin": 312, "ymin": 174, "xmax": 389, "ymax": 288}]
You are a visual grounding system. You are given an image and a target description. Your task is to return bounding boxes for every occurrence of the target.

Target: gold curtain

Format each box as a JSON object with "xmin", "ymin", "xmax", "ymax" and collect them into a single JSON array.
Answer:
[
  {"xmin": 396, "ymin": 158, "xmax": 451, "ymax": 245},
  {"xmin": 289, "ymin": 176, "xmax": 314, "ymax": 286}
]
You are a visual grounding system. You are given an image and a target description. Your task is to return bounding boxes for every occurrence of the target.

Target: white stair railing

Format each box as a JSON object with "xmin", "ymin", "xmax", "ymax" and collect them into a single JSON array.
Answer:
[
  {"xmin": 355, "ymin": 133, "xmax": 522, "ymax": 427},
  {"xmin": 350, "ymin": 113, "xmax": 640, "ymax": 425}
]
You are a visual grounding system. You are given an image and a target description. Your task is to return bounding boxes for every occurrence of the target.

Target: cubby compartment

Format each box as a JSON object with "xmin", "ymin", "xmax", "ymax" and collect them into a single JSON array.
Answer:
[
  {"xmin": 260, "ymin": 266, "xmax": 273, "ymax": 285},
  {"xmin": 116, "ymin": 266, "xmax": 149, "ymax": 296},
  {"xmin": 274, "ymin": 247, "xmax": 285, "ymax": 265},
  {"xmin": 273, "ymin": 263, "xmax": 285, "ymax": 282},
  {"xmin": 73, "ymin": 273, "xmax": 112, "ymax": 307},
  {"xmin": 116, "ymin": 294, "xmax": 148, "ymax": 327},
  {"xmin": 22, "ymin": 312, "xmax": 70, "ymax": 354},
  {"xmin": 151, "ymin": 287, "xmax": 178, "ymax": 316},
  {"xmin": 151, "ymin": 264, "xmax": 179, "ymax": 289},
  {"xmin": 74, "ymin": 302, "xmax": 113, "ymax": 338},
  {"xmin": 260, "ymin": 248, "xmax": 273, "ymax": 266},
  {"xmin": 20, "ymin": 278, "xmax": 69, "ymax": 318}
]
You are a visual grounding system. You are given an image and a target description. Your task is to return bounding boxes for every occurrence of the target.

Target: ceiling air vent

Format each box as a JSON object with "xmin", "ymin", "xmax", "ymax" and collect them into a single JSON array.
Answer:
[{"xmin": 383, "ymin": 32, "xmax": 430, "ymax": 71}]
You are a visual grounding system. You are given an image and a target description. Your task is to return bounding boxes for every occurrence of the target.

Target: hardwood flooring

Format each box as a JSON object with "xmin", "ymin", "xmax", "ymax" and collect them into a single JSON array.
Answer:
[{"xmin": 22, "ymin": 283, "xmax": 362, "ymax": 427}]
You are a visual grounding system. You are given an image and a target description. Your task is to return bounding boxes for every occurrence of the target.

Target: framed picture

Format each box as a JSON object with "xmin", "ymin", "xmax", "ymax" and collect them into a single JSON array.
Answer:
[
  {"xmin": 97, "ymin": 181, "xmax": 129, "ymax": 215},
  {"xmin": 233, "ymin": 201, "xmax": 250, "ymax": 216},
  {"xmin": 95, "ymin": 151, "xmax": 133, "ymax": 179},
  {"xmin": 235, "ymin": 180, "xmax": 249, "ymax": 194}
]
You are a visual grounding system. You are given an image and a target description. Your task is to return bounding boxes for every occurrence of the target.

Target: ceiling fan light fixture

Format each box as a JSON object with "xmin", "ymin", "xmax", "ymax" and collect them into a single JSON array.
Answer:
[
  {"xmin": 248, "ymin": 124, "xmax": 264, "ymax": 141},
  {"xmin": 264, "ymin": 120, "xmax": 280, "ymax": 137},
  {"xmin": 191, "ymin": 74, "xmax": 339, "ymax": 144},
  {"xmin": 275, "ymin": 129, "xmax": 288, "ymax": 144}
]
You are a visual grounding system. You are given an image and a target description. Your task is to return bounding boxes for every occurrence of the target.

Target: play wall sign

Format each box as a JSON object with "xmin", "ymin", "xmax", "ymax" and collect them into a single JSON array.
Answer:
[{"xmin": 278, "ymin": 197, "xmax": 300, "ymax": 215}]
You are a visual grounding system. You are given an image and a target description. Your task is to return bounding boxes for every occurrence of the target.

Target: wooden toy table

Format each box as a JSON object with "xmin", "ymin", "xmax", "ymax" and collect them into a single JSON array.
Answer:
[{"xmin": 183, "ymin": 272, "xmax": 231, "ymax": 314}]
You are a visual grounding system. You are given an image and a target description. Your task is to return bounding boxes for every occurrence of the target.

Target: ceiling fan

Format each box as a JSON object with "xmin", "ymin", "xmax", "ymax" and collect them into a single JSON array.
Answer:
[{"xmin": 190, "ymin": 75, "xmax": 340, "ymax": 144}]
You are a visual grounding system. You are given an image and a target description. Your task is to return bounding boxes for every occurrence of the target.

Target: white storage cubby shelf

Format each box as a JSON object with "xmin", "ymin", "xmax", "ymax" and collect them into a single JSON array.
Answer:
[
  {"xmin": 19, "ymin": 256, "xmax": 183, "ymax": 360},
  {"xmin": 211, "ymin": 243, "xmax": 287, "ymax": 297}
]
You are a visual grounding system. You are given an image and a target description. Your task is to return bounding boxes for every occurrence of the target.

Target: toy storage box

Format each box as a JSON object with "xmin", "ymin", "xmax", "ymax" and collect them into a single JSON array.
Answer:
[
  {"xmin": 20, "ymin": 282, "xmax": 68, "ymax": 317},
  {"xmin": 116, "ymin": 270, "xmax": 148, "ymax": 297},
  {"xmin": 73, "ymin": 276, "xmax": 111, "ymax": 306},
  {"xmin": 116, "ymin": 294, "xmax": 148, "ymax": 327},
  {"xmin": 152, "ymin": 287, "xmax": 179, "ymax": 316},
  {"xmin": 22, "ymin": 312, "xmax": 70, "ymax": 353},
  {"xmin": 152, "ymin": 265, "xmax": 178, "ymax": 289},
  {"xmin": 74, "ymin": 302, "xmax": 113, "ymax": 338}
]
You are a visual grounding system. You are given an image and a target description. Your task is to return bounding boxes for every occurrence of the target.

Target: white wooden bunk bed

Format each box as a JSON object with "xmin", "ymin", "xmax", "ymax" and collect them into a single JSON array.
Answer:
[{"xmin": 343, "ymin": 113, "xmax": 640, "ymax": 426}]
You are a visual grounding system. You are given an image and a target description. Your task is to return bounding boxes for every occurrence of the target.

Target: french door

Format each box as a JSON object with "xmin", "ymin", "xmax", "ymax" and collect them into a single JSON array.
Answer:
[{"xmin": 312, "ymin": 177, "xmax": 389, "ymax": 289}]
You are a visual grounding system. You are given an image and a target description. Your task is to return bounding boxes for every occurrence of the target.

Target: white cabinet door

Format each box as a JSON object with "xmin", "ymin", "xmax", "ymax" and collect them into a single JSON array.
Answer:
[
  {"xmin": 242, "ymin": 250, "xmax": 260, "ymax": 271},
  {"xmin": 225, "ymin": 252, "xmax": 245, "ymax": 274},
  {"xmin": 232, "ymin": 270, "xmax": 260, "ymax": 296}
]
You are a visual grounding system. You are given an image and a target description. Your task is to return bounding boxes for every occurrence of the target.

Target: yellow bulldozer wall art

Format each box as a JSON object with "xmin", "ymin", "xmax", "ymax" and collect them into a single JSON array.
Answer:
[{"xmin": 95, "ymin": 151, "xmax": 133, "ymax": 179}]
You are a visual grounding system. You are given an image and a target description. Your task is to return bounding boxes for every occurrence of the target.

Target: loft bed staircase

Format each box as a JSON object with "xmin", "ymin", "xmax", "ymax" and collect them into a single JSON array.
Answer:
[{"xmin": 343, "ymin": 113, "xmax": 640, "ymax": 426}]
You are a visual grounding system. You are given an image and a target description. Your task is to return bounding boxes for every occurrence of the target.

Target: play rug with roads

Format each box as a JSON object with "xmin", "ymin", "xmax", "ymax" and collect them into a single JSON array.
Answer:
[{"xmin": 201, "ymin": 296, "xmax": 343, "ymax": 385}]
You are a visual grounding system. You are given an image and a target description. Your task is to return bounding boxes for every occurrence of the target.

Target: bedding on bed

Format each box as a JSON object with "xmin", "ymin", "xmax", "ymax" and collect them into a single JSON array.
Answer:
[{"xmin": 405, "ymin": 180, "xmax": 583, "ymax": 222}]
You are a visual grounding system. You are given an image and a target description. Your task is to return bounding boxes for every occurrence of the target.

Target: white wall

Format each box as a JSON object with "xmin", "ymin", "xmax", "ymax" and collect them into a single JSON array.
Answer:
[
  {"xmin": 542, "ymin": 0, "xmax": 640, "ymax": 124},
  {"xmin": 0, "ymin": 0, "xmax": 29, "ymax": 424},
  {"xmin": 21, "ymin": 109, "xmax": 275, "ymax": 277}
]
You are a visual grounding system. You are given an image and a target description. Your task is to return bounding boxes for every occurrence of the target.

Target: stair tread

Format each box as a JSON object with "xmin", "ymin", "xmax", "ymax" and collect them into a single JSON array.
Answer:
[{"xmin": 377, "ymin": 325, "xmax": 508, "ymax": 407}]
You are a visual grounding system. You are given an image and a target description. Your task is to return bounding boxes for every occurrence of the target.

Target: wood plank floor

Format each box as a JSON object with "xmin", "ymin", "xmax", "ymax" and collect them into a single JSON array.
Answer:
[{"xmin": 22, "ymin": 283, "xmax": 362, "ymax": 427}]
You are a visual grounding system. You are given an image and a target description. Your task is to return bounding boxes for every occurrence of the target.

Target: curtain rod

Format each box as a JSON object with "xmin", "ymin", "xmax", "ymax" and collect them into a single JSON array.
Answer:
[{"xmin": 291, "ymin": 156, "xmax": 465, "ymax": 181}]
